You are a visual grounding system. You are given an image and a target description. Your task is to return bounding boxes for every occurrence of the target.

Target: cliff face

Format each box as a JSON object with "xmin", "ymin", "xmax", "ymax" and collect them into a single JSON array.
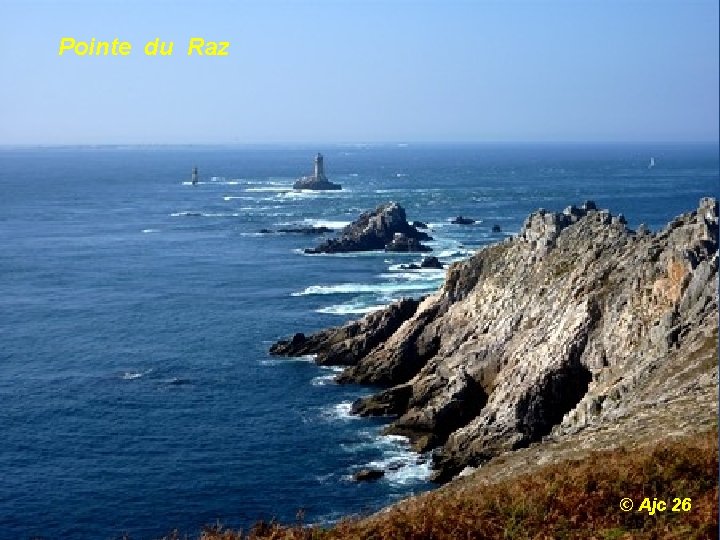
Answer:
[{"xmin": 272, "ymin": 198, "xmax": 719, "ymax": 482}]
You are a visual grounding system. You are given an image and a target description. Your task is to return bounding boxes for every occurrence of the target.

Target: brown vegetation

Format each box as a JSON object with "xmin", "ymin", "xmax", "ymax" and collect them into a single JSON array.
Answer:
[{"xmin": 179, "ymin": 429, "xmax": 717, "ymax": 540}]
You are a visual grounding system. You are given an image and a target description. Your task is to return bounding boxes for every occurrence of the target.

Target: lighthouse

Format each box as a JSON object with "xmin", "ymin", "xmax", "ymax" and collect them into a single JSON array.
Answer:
[
  {"xmin": 314, "ymin": 153, "xmax": 327, "ymax": 181},
  {"xmin": 191, "ymin": 166, "xmax": 198, "ymax": 185},
  {"xmin": 293, "ymin": 153, "xmax": 342, "ymax": 190}
]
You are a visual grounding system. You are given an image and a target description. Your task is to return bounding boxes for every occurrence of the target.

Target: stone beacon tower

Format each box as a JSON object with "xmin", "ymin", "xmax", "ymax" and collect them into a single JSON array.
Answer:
[
  {"xmin": 314, "ymin": 153, "xmax": 327, "ymax": 181},
  {"xmin": 191, "ymin": 166, "xmax": 199, "ymax": 185},
  {"xmin": 293, "ymin": 153, "xmax": 342, "ymax": 190}
]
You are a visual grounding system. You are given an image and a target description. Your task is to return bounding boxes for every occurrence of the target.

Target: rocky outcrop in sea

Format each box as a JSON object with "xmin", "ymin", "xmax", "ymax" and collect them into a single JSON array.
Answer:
[
  {"xmin": 274, "ymin": 198, "xmax": 718, "ymax": 483},
  {"xmin": 304, "ymin": 202, "xmax": 432, "ymax": 254}
]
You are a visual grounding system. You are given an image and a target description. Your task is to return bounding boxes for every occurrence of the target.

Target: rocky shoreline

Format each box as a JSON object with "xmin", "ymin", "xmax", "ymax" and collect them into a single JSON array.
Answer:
[{"xmin": 271, "ymin": 198, "xmax": 719, "ymax": 483}]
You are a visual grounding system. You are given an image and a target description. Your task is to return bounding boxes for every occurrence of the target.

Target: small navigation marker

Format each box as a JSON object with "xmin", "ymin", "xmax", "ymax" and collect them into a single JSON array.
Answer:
[
  {"xmin": 191, "ymin": 166, "xmax": 199, "ymax": 185},
  {"xmin": 648, "ymin": 157, "xmax": 655, "ymax": 169}
]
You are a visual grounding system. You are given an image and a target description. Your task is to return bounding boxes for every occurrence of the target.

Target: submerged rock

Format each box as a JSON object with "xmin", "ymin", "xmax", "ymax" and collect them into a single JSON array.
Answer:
[
  {"xmin": 491, "ymin": 224, "xmax": 502, "ymax": 233},
  {"xmin": 420, "ymin": 256, "xmax": 443, "ymax": 269},
  {"xmin": 353, "ymin": 469, "xmax": 385, "ymax": 482},
  {"xmin": 277, "ymin": 226, "xmax": 334, "ymax": 234},
  {"xmin": 451, "ymin": 216, "xmax": 475, "ymax": 225},
  {"xmin": 305, "ymin": 202, "xmax": 431, "ymax": 254}
]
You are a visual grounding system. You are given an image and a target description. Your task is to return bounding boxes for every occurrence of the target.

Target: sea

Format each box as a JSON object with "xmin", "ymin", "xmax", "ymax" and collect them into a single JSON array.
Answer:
[{"xmin": 1, "ymin": 143, "xmax": 717, "ymax": 539}]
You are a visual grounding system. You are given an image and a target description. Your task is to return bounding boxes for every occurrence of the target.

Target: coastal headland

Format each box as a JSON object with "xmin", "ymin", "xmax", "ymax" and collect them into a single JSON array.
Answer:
[{"xmin": 240, "ymin": 197, "xmax": 720, "ymax": 537}]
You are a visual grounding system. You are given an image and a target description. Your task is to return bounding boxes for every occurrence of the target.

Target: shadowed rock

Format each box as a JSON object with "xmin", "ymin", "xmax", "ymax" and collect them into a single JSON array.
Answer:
[{"xmin": 305, "ymin": 202, "xmax": 431, "ymax": 254}]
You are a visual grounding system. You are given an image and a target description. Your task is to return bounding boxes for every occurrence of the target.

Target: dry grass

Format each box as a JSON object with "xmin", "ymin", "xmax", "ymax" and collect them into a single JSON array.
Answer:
[{"xmin": 182, "ymin": 429, "xmax": 718, "ymax": 540}]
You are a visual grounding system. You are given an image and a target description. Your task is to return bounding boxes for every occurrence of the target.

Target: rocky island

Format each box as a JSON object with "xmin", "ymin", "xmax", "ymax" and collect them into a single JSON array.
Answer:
[
  {"xmin": 293, "ymin": 153, "xmax": 342, "ymax": 190},
  {"xmin": 304, "ymin": 202, "xmax": 432, "ymax": 254},
  {"xmin": 273, "ymin": 198, "xmax": 719, "ymax": 483}
]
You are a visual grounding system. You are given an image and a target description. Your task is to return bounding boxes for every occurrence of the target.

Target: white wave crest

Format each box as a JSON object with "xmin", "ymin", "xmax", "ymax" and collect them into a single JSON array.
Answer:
[
  {"xmin": 293, "ymin": 281, "xmax": 438, "ymax": 297},
  {"xmin": 122, "ymin": 368, "xmax": 153, "ymax": 380}
]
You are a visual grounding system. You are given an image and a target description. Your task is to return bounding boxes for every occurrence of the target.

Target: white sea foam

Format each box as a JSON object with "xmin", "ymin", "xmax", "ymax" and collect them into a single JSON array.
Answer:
[
  {"xmin": 122, "ymin": 368, "xmax": 153, "ymax": 380},
  {"xmin": 316, "ymin": 303, "xmax": 387, "ymax": 315},
  {"xmin": 378, "ymin": 270, "xmax": 445, "ymax": 281},
  {"xmin": 311, "ymin": 373, "xmax": 338, "ymax": 386},
  {"xmin": 363, "ymin": 435, "xmax": 431, "ymax": 485},
  {"xmin": 321, "ymin": 401, "xmax": 360, "ymax": 422},
  {"xmin": 259, "ymin": 354, "xmax": 317, "ymax": 366},
  {"xmin": 141, "ymin": 229, "xmax": 159, "ymax": 234},
  {"xmin": 300, "ymin": 219, "xmax": 351, "ymax": 229},
  {"xmin": 319, "ymin": 365, "xmax": 346, "ymax": 373},
  {"xmin": 170, "ymin": 211, "xmax": 239, "ymax": 217},
  {"xmin": 246, "ymin": 186, "xmax": 293, "ymax": 192},
  {"xmin": 293, "ymin": 281, "xmax": 438, "ymax": 297},
  {"xmin": 297, "ymin": 249, "xmax": 394, "ymax": 258}
]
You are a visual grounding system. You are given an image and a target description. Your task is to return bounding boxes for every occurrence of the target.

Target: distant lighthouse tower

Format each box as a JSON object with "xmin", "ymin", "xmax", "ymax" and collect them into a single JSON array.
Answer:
[
  {"xmin": 313, "ymin": 153, "xmax": 327, "ymax": 181},
  {"xmin": 191, "ymin": 166, "xmax": 199, "ymax": 185}
]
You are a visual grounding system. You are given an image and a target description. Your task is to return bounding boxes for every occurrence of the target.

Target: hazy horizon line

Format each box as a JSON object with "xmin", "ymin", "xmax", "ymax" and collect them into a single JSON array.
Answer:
[{"xmin": 1, "ymin": 140, "xmax": 718, "ymax": 149}]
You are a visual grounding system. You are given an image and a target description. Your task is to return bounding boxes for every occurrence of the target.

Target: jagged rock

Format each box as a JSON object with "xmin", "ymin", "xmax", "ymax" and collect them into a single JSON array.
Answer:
[
  {"xmin": 353, "ymin": 469, "xmax": 384, "ymax": 482},
  {"xmin": 420, "ymin": 256, "xmax": 443, "ymax": 269},
  {"xmin": 451, "ymin": 216, "xmax": 475, "ymax": 225},
  {"xmin": 305, "ymin": 202, "xmax": 431, "ymax": 254},
  {"xmin": 385, "ymin": 233, "xmax": 432, "ymax": 253},
  {"xmin": 274, "ymin": 198, "xmax": 719, "ymax": 484},
  {"xmin": 412, "ymin": 221, "xmax": 429, "ymax": 229},
  {"xmin": 259, "ymin": 229, "xmax": 273, "ymax": 234},
  {"xmin": 269, "ymin": 298, "xmax": 421, "ymax": 366},
  {"xmin": 492, "ymin": 224, "xmax": 502, "ymax": 233}
]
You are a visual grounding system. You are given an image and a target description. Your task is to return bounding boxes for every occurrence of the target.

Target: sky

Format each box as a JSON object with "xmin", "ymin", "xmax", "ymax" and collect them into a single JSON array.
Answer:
[{"xmin": 0, "ymin": 0, "xmax": 718, "ymax": 145}]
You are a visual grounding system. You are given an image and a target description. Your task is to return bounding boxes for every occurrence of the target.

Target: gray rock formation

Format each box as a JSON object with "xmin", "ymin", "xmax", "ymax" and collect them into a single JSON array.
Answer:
[
  {"xmin": 420, "ymin": 256, "xmax": 444, "ymax": 269},
  {"xmin": 385, "ymin": 233, "xmax": 433, "ymax": 253},
  {"xmin": 353, "ymin": 468, "xmax": 384, "ymax": 482},
  {"xmin": 304, "ymin": 202, "xmax": 431, "ymax": 254},
  {"xmin": 272, "ymin": 198, "xmax": 718, "ymax": 483},
  {"xmin": 451, "ymin": 216, "xmax": 475, "ymax": 225}
]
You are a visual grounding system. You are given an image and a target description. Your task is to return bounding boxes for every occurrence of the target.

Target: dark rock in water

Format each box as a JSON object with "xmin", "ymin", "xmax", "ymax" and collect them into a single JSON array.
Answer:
[
  {"xmin": 420, "ymin": 256, "xmax": 443, "ymax": 269},
  {"xmin": 385, "ymin": 233, "xmax": 432, "ymax": 253},
  {"xmin": 277, "ymin": 226, "xmax": 334, "ymax": 235},
  {"xmin": 401, "ymin": 263, "xmax": 422, "ymax": 270},
  {"xmin": 183, "ymin": 212, "xmax": 203, "ymax": 217},
  {"xmin": 259, "ymin": 229, "xmax": 273, "ymax": 234},
  {"xmin": 353, "ymin": 468, "xmax": 385, "ymax": 482},
  {"xmin": 293, "ymin": 153, "xmax": 342, "ymax": 191},
  {"xmin": 305, "ymin": 202, "xmax": 432, "ymax": 254},
  {"xmin": 412, "ymin": 220, "xmax": 429, "ymax": 229},
  {"xmin": 167, "ymin": 378, "xmax": 191, "ymax": 386},
  {"xmin": 451, "ymin": 216, "xmax": 475, "ymax": 225},
  {"xmin": 491, "ymin": 224, "xmax": 502, "ymax": 233},
  {"xmin": 294, "ymin": 177, "xmax": 342, "ymax": 191}
]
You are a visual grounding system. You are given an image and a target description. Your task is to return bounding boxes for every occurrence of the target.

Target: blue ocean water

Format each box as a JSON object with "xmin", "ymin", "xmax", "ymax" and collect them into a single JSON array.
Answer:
[{"xmin": 0, "ymin": 144, "xmax": 717, "ymax": 539}]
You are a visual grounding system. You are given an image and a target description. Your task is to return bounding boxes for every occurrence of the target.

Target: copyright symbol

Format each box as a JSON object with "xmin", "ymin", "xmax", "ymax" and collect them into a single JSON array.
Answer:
[{"xmin": 620, "ymin": 498, "xmax": 634, "ymax": 511}]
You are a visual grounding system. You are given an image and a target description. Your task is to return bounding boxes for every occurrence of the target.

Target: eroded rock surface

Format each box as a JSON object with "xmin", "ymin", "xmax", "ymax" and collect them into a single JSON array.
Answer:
[
  {"xmin": 272, "ymin": 198, "xmax": 719, "ymax": 483},
  {"xmin": 305, "ymin": 202, "xmax": 431, "ymax": 254}
]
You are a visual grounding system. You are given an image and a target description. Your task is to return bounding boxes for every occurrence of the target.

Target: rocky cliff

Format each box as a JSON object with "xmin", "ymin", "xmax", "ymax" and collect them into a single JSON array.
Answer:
[{"xmin": 272, "ymin": 198, "xmax": 718, "ymax": 482}]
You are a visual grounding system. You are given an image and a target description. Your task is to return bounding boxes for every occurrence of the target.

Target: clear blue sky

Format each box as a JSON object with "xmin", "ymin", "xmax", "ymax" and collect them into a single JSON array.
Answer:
[{"xmin": 1, "ymin": 0, "xmax": 717, "ymax": 144}]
